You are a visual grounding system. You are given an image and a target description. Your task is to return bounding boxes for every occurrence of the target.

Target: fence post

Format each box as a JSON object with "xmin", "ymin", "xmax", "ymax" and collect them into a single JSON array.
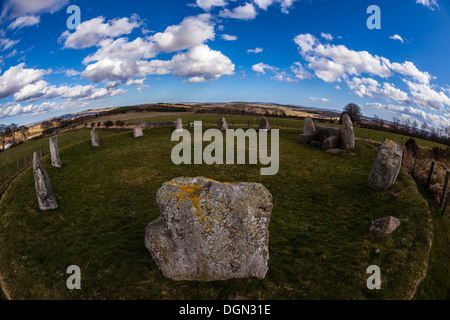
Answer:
[
  {"xmin": 411, "ymin": 158, "xmax": 417, "ymax": 177},
  {"xmin": 40, "ymin": 145, "xmax": 44, "ymax": 157},
  {"xmin": 440, "ymin": 169, "xmax": 450, "ymax": 206},
  {"xmin": 6, "ymin": 165, "xmax": 11, "ymax": 183},
  {"xmin": 442, "ymin": 190, "xmax": 449, "ymax": 215},
  {"xmin": 426, "ymin": 161, "xmax": 435, "ymax": 188}
]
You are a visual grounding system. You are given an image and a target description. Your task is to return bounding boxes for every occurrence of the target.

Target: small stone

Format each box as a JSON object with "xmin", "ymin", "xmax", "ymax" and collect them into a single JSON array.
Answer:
[
  {"xmin": 174, "ymin": 118, "xmax": 183, "ymax": 132},
  {"xmin": 375, "ymin": 248, "xmax": 380, "ymax": 254},
  {"xmin": 90, "ymin": 128, "xmax": 99, "ymax": 147},
  {"xmin": 327, "ymin": 148, "xmax": 343, "ymax": 155},
  {"xmin": 33, "ymin": 152, "xmax": 58, "ymax": 211},
  {"xmin": 217, "ymin": 117, "xmax": 228, "ymax": 131},
  {"xmin": 322, "ymin": 135, "xmax": 340, "ymax": 150},
  {"xmin": 259, "ymin": 117, "xmax": 270, "ymax": 131},
  {"xmin": 49, "ymin": 135, "xmax": 62, "ymax": 168},
  {"xmin": 133, "ymin": 126, "xmax": 143, "ymax": 138},
  {"xmin": 370, "ymin": 216, "xmax": 400, "ymax": 235}
]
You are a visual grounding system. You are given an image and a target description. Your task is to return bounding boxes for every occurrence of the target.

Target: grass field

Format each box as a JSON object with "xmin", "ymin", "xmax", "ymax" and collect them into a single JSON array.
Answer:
[{"xmin": 0, "ymin": 125, "xmax": 435, "ymax": 299}]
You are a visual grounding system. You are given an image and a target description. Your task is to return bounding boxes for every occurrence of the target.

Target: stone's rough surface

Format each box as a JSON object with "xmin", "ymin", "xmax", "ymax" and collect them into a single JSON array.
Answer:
[
  {"xmin": 175, "ymin": 118, "xmax": 183, "ymax": 132},
  {"xmin": 297, "ymin": 133, "xmax": 315, "ymax": 144},
  {"xmin": 32, "ymin": 152, "xmax": 58, "ymax": 211},
  {"xmin": 340, "ymin": 114, "xmax": 355, "ymax": 150},
  {"xmin": 217, "ymin": 117, "xmax": 228, "ymax": 131},
  {"xmin": 90, "ymin": 128, "xmax": 99, "ymax": 147},
  {"xmin": 315, "ymin": 124, "xmax": 341, "ymax": 142},
  {"xmin": 259, "ymin": 117, "xmax": 270, "ymax": 131},
  {"xmin": 368, "ymin": 139, "xmax": 403, "ymax": 191},
  {"xmin": 311, "ymin": 140, "xmax": 323, "ymax": 147},
  {"xmin": 133, "ymin": 126, "xmax": 143, "ymax": 138},
  {"xmin": 303, "ymin": 116, "xmax": 316, "ymax": 135},
  {"xmin": 370, "ymin": 216, "xmax": 400, "ymax": 235},
  {"xmin": 327, "ymin": 148, "xmax": 343, "ymax": 155},
  {"xmin": 145, "ymin": 176, "xmax": 273, "ymax": 281},
  {"xmin": 49, "ymin": 135, "xmax": 62, "ymax": 168},
  {"xmin": 322, "ymin": 135, "xmax": 340, "ymax": 150}
]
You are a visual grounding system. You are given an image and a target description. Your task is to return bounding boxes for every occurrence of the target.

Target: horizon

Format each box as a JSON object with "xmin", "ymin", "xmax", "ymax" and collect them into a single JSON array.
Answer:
[{"xmin": 0, "ymin": 0, "xmax": 449, "ymax": 127}]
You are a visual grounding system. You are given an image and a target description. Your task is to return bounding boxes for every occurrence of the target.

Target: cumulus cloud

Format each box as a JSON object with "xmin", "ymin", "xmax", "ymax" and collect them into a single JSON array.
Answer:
[
  {"xmin": 219, "ymin": 3, "xmax": 257, "ymax": 20},
  {"xmin": 252, "ymin": 62, "xmax": 278, "ymax": 74},
  {"xmin": 195, "ymin": 0, "xmax": 227, "ymax": 11},
  {"xmin": 0, "ymin": 63, "xmax": 44, "ymax": 99},
  {"xmin": 150, "ymin": 14, "xmax": 215, "ymax": 53},
  {"xmin": 346, "ymin": 77, "xmax": 410, "ymax": 104},
  {"xmin": 0, "ymin": 100, "xmax": 88, "ymax": 120},
  {"xmin": 321, "ymin": 32, "xmax": 333, "ymax": 41},
  {"xmin": 60, "ymin": 15, "xmax": 142, "ymax": 49},
  {"xmin": 389, "ymin": 34, "xmax": 404, "ymax": 43},
  {"xmin": 221, "ymin": 34, "xmax": 237, "ymax": 41},
  {"xmin": 247, "ymin": 47, "xmax": 263, "ymax": 54},
  {"xmin": 404, "ymin": 80, "xmax": 450, "ymax": 110},
  {"xmin": 1, "ymin": 0, "xmax": 68, "ymax": 20},
  {"xmin": 8, "ymin": 15, "xmax": 40, "ymax": 29},
  {"xmin": 291, "ymin": 62, "xmax": 312, "ymax": 80},
  {"xmin": 253, "ymin": 0, "xmax": 297, "ymax": 14}
]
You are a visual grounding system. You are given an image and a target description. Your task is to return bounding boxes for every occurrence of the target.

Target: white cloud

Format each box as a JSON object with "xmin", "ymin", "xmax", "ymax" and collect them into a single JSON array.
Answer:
[
  {"xmin": 321, "ymin": 32, "xmax": 333, "ymax": 41},
  {"xmin": 309, "ymin": 97, "xmax": 331, "ymax": 102},
  {"xmin": 219, "ymin": 2, "xmax": 257, "ymax": 20},
  {"xmin": 150, "ymin": 14, "xmax": 215, "ymax": 53},
  {"xmin": 60, "ymin": 16, "xmax": 142, "ymax": 49},
  {"xmin": 0, "ymin": 63, "xmax": 44, "ymax": 99},
  {"xmin": 0, "ymin": 38, "xmax": 20, "ymax": 51},
  {"xmin": 125, "ymin": 78, "xmax": 146, "ymax": 86},
  {"xmin": 247, "ymin": 47, "xmax": 263, "ymax": 54},
  {"xmin": 253, "ymin": 0, "xmax": 297, "ymax": 13},
  {"xmin": 221, "ymin": 34, "xmax": 237, "ymax": 41},
  {"xmin": 389, "ymin": 61, "xmax": 431, "ymax": 84},
  {"xmin": 65, "ymin": 69, "xmax": 81, "ymax": 77},
  {"xmin": 404, "ymin": 80, "xmax": 450, "ymax": 110},
  {"xmin": 291, "ymin": 62, "xmax": 312, "ymax": 80},
  {"xmin": 389, "ymin": 34, "xmax": 404, "ymax": 43},
  {"xmin": 252, "ymin": 62, "xmax": 278, "ymax": 74},
  {"xmin": 416, "ymin": 0, "xmax": 439, "ymax": 10},
  {"xmin": 346, "ymin": 77, "xmax": 410, "ymax": 104},
  {"xmin": 271, "ymin": 72, "xmax": 297, "ymax": 82},
  {"xmin": 1, "ymin": 0, "xmax": 68, "ymax": 20},
  {"xmin": 196, "ymin": 0, "xmax": 227, "ymax": 11},
  {"xmin": 8, "ymin": 15, "xmax": 40, "ymax": 29},
  {"xmin": 0, "ymin": 100, "xmax": 89, "ymax": 120}
]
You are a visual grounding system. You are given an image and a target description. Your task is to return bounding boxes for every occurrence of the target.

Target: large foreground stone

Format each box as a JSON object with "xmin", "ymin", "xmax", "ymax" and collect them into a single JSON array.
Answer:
[
  {"xmin": 145, "ymin": 176, "xmax": 273, "ymax": 281},
  {"xmin": 217, "ymin": 117, "xmax": 228, "ymax": 131},
  {"xmin": 33, "ymin": 152, "xmax": 58, "ymax": 210},
  {"xmin": 368, "ymin": 139, "xmax": 403, "ymax": 191},
  {"xmin": 90, "ymin": 128, "xmax": 99, "ymax": 147},
  {"xmin": 370, "ymin": 216, "xmax": 400, "ymax": 235},
  {"xmin": 49, "ymin": 135, "xmax": 62, "ymax": 168},
  {"xmin": 133, "ymin": 126, "xmax": 143, "ymax": 138},
  {"xmin": 340, "ymin": 114, "xmax": 355, "ymax": 150}
]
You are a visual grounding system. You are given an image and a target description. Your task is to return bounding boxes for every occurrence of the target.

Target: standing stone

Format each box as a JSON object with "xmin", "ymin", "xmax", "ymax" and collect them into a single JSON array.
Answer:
[
  {"xmin": 145, "ymin": 176, "xmax": 273, "ymax": 281},
  {"xmin": 322, "ymin": 135, "xmax": 340, "ymax": 150},
  {"xmin": 133, "ymin": 126, "xmax": 143, "ymax": 138},
  {"xmin": 49, "ymin": 135, "xmax": 62, "ymax": 168},
  {"xmin": 368, "ymin": 139, "xmax": 403, "ymax": 191},
  {"xmin": 370, "ymin": 216, "xmax": 400, "ymax": 235},
  {"xmin": 259, "ymin": 117, "xmax": 270, "ymax": 131},
  {"xmin": 33, "ymin": 152, "xmax": 58, "ymax": 211},
  {"xmin": 217, "ymin": 117, "xmax": 228, "ymax": 131},
  {"xmin": 297, "ymin": 116, "xmax": 316, "ymax": 144},
  {"xmin": 175, "ymin": 118, "xmax": 183, "ymax": 133},
  {"xmin": 90, "ymin": 128, "xmax": 99, "ymax": 147},
  {"xmin": 340, "ymin": 114, "xmax": 355, "ymax": 150}
]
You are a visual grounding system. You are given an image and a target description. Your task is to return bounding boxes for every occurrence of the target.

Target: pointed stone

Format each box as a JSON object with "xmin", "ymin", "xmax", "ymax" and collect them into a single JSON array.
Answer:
[
  {"xmin": 49, "ymin": 135, "xmax": 62, "ymax": 168},
  {"xmin": 33, "ymin": 152, "xmax": 58, "ymax": 211},
  {"xmin": 340, "ymin": 114, "xmax": 355, "ymax": 150},
  {"xmin": 303, "ymin": 116, "xmax": 316, "ymax": 135},
  {"xmin": 259, "ymin": 117, "xmax": 270, "ymax": 131},
  {"xmin": 174, "ymin": 118, "xmax": 183, "ymax": 133},
  {"xmin": 90, "ymin": 128, "xmax": 99, "ymax": 147},
  {"xmin": 133, "ymin": 126, "xmax": 143, "ymax": 138},
  {"xmin": 217, "ymin": 117, "xmax": 228, "ymax": 131}
]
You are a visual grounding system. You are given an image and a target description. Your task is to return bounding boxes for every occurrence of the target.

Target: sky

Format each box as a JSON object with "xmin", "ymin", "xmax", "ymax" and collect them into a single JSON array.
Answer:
[{"xmin": 0, "ymin": 0, "xmax": 449, "ymax": 128}]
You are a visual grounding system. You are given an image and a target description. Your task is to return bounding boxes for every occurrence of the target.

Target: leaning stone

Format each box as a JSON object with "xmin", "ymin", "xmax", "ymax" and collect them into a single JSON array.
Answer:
[
  {"xmin": 49, "ymin": 135, "xmax": 62, "ymax": 168},
  {"xmin": 259, "ymin": 117, "xmax": 270, "ymax": 131},
  {"xmin": 174, "ymin": 118, "xmax": 183, "ymax": 133},
  {"xmin": 217, "ymin": 117, "xmax": 228, "ymax": 131},
  {"xmin": 368, "ymin": 139, "xmax": 402, "ymax": 191},
  {"xmin": 327, "ymin": 148, "xmax": 343, "ymax": 155},
  {"xmin": 33, "ymin": 152, "xmax": 58, "ymax": 211},
  {"xmin": 370, "ymin": 216, "xmax": 400, "ymax": 235},
  {"xmin": 340, "ymin": 114, "xmax": 355, "ymax": 150},
  {"xmin": 145, "ymin": 176, "xmax": 273, "ymax": 281},
  {"xmin": 322, "ymin": 135, "xmax": 340, "ymax": 150},
  {"xmin": 303, "ymin": 116, "xmax": 316, "ymax": 135},
  {"xmin": 90, "ymin": 128, "xmax": 99, "ymax": 147},
  {"xmin": 297, "ymin": 133, "xmax": 315, "ymax": 144},
  {"xmin": 315, "ymin": 124, "xmax": 341, "ymax": 142},
  {"xmin": 133, "ymin": 126, "xmax": 143, "ymax": 138}
]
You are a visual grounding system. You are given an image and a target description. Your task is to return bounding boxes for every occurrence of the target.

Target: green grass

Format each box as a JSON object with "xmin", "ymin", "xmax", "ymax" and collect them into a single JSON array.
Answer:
[{"xmin": 0, "ymin": 126, "xmax": 433, "ymax": 299}]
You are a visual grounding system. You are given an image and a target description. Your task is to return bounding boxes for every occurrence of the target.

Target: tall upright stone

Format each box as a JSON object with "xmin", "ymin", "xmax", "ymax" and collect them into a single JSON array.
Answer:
[
  {"xmin": 297, "ymin": 116, "xmax": 316, "ymax": 144},
  {"xmin": 368, "ymin": 139, "xmax": 403, "ymax": 191},
  {"xmin": 259, "ymin": 117, "xmax": 270, "ymax": 131},
  {"xmin": 217, "ymin": 117, "xmax": 228, "ymax": 131},
  {"xmin": 33, "ymin": 152, "xmax": 58, "ymax": 211},
  {"xmin": 340, "ymin": 114, "xmax": 355, "ymax": 150},
  {"xmin": 145, "ymin": 177, "xmax": 273, "ymax": 281},
  {"xmin": 175, "ymin": 118, "xmax": 183, "ymax": 133},
  {"xmin": 133, "ymin": 126, "xmax": 143, "ymax": 138},
  {"xmin": 49, "ymin": 135, "xmax": 62, "ymax": 168},
  {"xmin": 90, "ymin": 128, "xmax": 99, "ymax": 147}
]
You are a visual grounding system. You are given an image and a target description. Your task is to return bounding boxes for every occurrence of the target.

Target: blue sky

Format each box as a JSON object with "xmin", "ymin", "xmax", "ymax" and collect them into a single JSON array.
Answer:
[{"xmin": 0, "ymin": 0, "xmax": 449, "ymax": 128}]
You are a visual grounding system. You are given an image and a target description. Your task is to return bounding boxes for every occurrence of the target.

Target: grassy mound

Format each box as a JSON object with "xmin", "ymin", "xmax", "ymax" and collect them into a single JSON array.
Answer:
[{"xmin": 0, "ymin": 126, "xmax": 432, "ymax": 299}]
